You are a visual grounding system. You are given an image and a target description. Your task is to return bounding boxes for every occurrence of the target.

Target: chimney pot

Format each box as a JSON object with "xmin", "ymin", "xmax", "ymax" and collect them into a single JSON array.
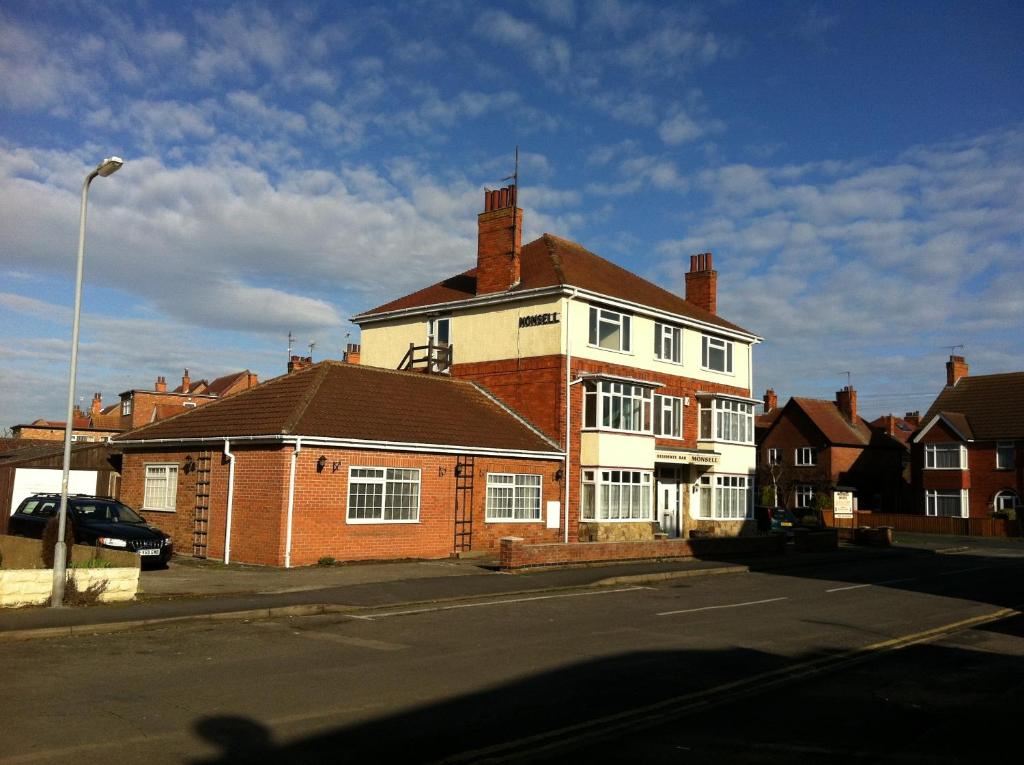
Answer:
[
  {"xmin": 763, "ymin": 388, "xmax": 778, "ymax": 413},
  {"xmin": 685, "ymin": 251, "xmax": 718, "ymax": 313}
]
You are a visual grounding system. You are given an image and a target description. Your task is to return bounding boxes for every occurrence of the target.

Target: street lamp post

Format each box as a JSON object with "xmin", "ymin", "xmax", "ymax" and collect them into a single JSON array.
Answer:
[{"xmin": 51, "ymin": 156, "xmax": 123, "ymax": 608}]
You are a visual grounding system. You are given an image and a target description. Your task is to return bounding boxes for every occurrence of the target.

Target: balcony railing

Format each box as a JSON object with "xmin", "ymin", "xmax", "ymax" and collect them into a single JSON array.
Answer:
[{"xmin": 398, "ymin": 340, "xmax": 453, "ymax": 374}]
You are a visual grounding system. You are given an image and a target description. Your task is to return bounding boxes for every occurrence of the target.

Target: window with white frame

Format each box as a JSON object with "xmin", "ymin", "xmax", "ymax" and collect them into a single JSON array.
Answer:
[
  {"xmin": 699, "ymin": 398, "xmax": 754, "ymax": 443},
  {"xmin": 926, "ymin": 489, "xmax": 967, "ymax": 518},
  {"xmin": 925, "ymin": 443, "xmax": 966, "ymax": 470},
  {"xmin": 654, "ymin": 322, "xmax": 681, "ymax": 363},
  {"xmin": 485, "ymin": 474, "xmax": 542, "ymax": 521},
  {"xmin": 996, "ymin": 442, "xmax": 1015, "ymax": 470},
  {"xmin": 428, "ymin": 316, "xmax": 451, "ymax": 345},
  {"xmin": 347, "ymin": 467, "xmax": 420, "ymax": 523},
  {"xmin": 702, "ymin": 335, "xmax": 733, "ymax": 373},
  {"xmin": 583, "ymin": 380, "xmax": 653, "ymax": 433},
  {"xmin": 795, "ymin": 447, "xmax": 817, "ymax": 466},
  {"xmin": 994, "ymin": 490, "xmax": 1018, "ymax": 514},
  {"xmin": 696, "ymin": 474, "xmax": 752, "ymax": 520},
  {"xmin": 794, "ymin": 484, "xmax": 814, "ymax": 509},
  {"xmin": 767, "ymin": 447, "xmax": 782, "ymax": 465},
  {"xmin": 143, "ymin": 464, "xmax": 178, "ymax": 511},
  {"xmin": 121, "ymin": 397, "xmax": 132, "ymax": 416},
  {"xmin": 589, "ymin": 306, "xmax": 632, "ymax": 352},
  {"xmin": 580, "ymin": 470, "xmax": 652, "ymax": 521},
  {"xmin": 654, "ymin": 394, "xmax": 683, "ymax": 438}
]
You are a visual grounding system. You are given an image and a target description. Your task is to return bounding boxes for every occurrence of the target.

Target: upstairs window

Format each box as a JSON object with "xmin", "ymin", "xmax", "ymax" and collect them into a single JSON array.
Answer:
[
  {"xmin": 925, "ymin": 443, "xmax": 966, "ymax": 470},
  {"xmin": 699, "ymin": 398, "xmax": 754, "ymax": 443},
  {"xmin": 654, "ymin": 323, "xmax": 682, "ymax": 363},
  {"xmin": 583, "ymin": 380, "xmax": 653, "ymax": 433},
  {"xmin": 653, "ymin": 395, "xmax": 683, "ymax": 438},
  {"xmin": 121, "ymin": 397, "xmax": 132, "ymax": 416},
  {"xmin": 589, "ymin": 306, "xmax": 631, "ymax": 353},
  {"xmin": 428, "ymin": 316, "xmax": 451, "ymax": 345},
  {"xmin": 795, "ymin": 447, "xmax": 817, "ymax": 466},
  {"xmin": 767, "ymin": 447, "xmax": 782, "ymax": 465},
  {"xmin": 702, "ymin": 335, "xmax": 733, "ymax": 373},
  {"xmin": 996, "ymin": 442, "xmax": 1015, "ymax": 470}
]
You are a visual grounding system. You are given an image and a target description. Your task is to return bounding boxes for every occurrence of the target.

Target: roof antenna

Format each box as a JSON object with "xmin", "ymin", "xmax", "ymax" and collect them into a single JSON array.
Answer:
[
  {"xmin": 841, "ymin": 371, "xmax": 851, "ymax": 389},
  {"xmin": 500, "ymin": 146, "xmax": 519, "ymax": 262},
  {"xmin": 944, "ymin": 344, "xmax": 965, "ymax": 356},
  {"xmin": 287, "ymin": 331, "xmax": 294, "ymax": 360},
  {"xmin": 308, "ymin": 341, "xmax": 316, "ymax": 360}
]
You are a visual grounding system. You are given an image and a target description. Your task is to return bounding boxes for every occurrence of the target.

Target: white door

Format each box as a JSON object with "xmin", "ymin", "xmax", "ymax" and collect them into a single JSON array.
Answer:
[{"xmin": 657, "ymin": 467, "xmax": 682, "ymax": 538}]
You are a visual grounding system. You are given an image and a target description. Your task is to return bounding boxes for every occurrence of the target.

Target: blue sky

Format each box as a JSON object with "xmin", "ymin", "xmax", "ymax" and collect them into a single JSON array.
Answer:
[{"xmin": 1, "ymin": 0, "xmax": 1022, "ymax": 429}]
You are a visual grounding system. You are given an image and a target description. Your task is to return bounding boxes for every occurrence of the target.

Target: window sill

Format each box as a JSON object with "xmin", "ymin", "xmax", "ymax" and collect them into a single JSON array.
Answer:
[
  {"xmin": 697, "ymin": 437, "xmax": 755, "ymax": 446},
  {"xmin": 587, "ymin": 343, "xmax": 634, "ymax": 356},
  {"xmin": 700, "ymin": 366, "xmax": 735, "ymax": 376},
  {"xmin": 141, "ymin": 507, "xmax": 175, "ymax": 513},
  {"xmin": 346, "ymin": 518, "xmax": 421, "ymax": 525},
  {"xmin": 484, "ymin": 518, "xmax": 543, "ymax": 524},
  {"xmin": 654, "ymin": 357, "xmax": 684, "ymax": 367},
  {"xmin": 581, "ymin": 427, "xmax": 654, "ymax": 437},
  {"xmin": 580, "ymin": 519, "xmax": 656, "ymax": 523}
]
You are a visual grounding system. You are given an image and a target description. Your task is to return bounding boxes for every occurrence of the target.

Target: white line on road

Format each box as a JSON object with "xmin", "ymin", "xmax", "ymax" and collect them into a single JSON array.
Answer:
[
  {"xmin": 656, "ymin": 597, "xmax": 787, "ymax": 617},
  {"xmin": 349, "ymin": 586, "xmax": 652, "ymax": 620},
  {"xmin": 825, "ymin": 562, "xmax": 1022, "ymax": 593}
]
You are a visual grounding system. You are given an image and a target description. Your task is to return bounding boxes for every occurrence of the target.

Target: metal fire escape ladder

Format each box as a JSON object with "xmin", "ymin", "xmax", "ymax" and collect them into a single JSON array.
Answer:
[
  {"xmin": 452, "ymin": 455, "xmax": 475, "ymax": 554},
  {"xmin": 192, "ymin": 451, "xmax": 212, "ymax": 558}
]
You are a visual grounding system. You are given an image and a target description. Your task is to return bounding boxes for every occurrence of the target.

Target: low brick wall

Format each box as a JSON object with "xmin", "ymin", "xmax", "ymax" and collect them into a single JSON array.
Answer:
[
  {"xmin": 0, "ymin": 568, "xmax": 140, "ymax": 607},
  {"xmin": 793, "ymin": 528, "xmax": 839, "ymax": 552},
  {"xmin": 499, "ymin": 533, "xmax": 787, "ymax": 570}
]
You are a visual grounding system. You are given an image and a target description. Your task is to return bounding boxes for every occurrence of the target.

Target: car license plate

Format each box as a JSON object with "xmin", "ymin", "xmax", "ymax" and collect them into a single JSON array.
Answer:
[
  {"xmin": 138, "ymin": 548, "xmax": 160, "ymax": 556},
  {"xmin": 781, "ymin": 521, "xmax": 793, "ymax": 527}
]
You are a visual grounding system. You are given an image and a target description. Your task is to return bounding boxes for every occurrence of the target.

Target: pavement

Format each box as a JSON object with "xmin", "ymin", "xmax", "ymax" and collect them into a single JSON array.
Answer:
[{"xmin": 2, "ymin": 531, "xmax": 1020, "ymax": 641}]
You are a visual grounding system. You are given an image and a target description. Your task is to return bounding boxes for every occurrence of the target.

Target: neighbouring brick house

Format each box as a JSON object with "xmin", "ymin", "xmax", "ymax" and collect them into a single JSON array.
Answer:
[
  {"xmin": 115, "ymin": 362, "xmax": 564, "ymax": 566},
  {"xmin": 911, "ymin": 355, "xmax": 1023, "ymax": 518},
  {"xmin": 115, "ymin": 369, "xmax": 260, "ymax": 430},
  {"xmin": 353, "ymin": 184, "xmax": 763, "ymax": 542},
  {"xmin": 756, "ymin": 387, "xmax": 906, "ymax": 512}
]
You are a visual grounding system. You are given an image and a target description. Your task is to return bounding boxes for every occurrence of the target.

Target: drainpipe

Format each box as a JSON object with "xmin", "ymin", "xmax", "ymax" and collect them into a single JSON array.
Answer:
[
  {"xmin": 564, "ymin": 289, "xmax": 578, "ymax": 543},
  {"xmin": 223, "ymin": 439, "xmax": 235, "ymax": 565},
  {"xmin": 285, "ymin": 437, "xmax": 302, "ymax": 568}
]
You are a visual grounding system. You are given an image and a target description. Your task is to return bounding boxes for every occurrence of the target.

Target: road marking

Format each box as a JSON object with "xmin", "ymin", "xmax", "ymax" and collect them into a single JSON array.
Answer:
[
  {"xmin": 825, "ymin": 562, "xmax": 1023, "ymax": 593},
  {"xmin": 349, "ymin": 586, "xmax": 652, "ymax": 620},
  {"xmin": 656, "ymin": 597, "xmax": 787, "ymax": 617},
  {"xmin": 431, "ymin": 606, "xmax": 1021, "ymax": 765}
]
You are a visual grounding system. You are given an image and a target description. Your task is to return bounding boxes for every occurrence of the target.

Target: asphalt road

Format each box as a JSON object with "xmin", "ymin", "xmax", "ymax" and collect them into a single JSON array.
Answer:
[{"xmin": 2, "ymin": 548, "xmax": 1022, "ymax": 764}]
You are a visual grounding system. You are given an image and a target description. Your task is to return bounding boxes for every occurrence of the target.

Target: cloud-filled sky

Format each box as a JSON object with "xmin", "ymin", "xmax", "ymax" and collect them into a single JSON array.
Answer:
[{"xmin": 1, "ymin": 0, "xmax": 1022, "ymax": 429}]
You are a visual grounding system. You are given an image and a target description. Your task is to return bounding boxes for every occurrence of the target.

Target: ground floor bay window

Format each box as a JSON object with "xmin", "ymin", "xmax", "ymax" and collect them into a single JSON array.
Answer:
[
  {"xmin": 581, "ymin": 469, "xmax": 653, "ymax": 521},
  {"xmin": 925, "ymin": 489, "xmax": 968, "ymax": 518},
  {"xmin": 697, "ymin": 473, "xmax": 752, "ymax": 520}
]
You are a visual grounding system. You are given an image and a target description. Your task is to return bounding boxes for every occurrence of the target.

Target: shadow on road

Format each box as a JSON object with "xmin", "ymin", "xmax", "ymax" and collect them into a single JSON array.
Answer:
[{"xmin": 189, "ymin": 613, "xmax": 1024, "ymax": 764}]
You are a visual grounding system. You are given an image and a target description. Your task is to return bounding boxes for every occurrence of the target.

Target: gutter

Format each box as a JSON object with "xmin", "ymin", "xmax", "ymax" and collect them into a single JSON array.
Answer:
[
  {"xmin": 223, "ymin": 439, "xmax": 235, "ymax": 565},
  {"xmin": 564, "ymin": 288, "xmax": 579, "ymax": 543},
  {"xmin": 285, "ymin": 437, "xmax": 301, "ymax": 569}
]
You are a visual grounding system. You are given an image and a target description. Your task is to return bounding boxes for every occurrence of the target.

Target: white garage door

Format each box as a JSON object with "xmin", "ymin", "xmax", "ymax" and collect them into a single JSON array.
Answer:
[{"xmin": 10, "ymin": 468, "xmax": 98, "ymax": 514}]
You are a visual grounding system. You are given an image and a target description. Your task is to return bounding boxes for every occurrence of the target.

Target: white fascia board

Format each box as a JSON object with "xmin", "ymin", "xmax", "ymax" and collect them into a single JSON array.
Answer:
[
  {"xmin": 351, "ymin": 286, "xmax": 565, "ymax": 325},
  {"xmin": 116, "ymin": 434, "xmax": 565, "ymax": 460},
  {"xmin": 696, "ymin": 390, "xmax": 762, "ymax": 404},
  {"xmin": 580, "ymin": 372, "xmax": 664, "ymax": 389},
  {"xmin": 911, "ymin": 414, "xmax": 972, "ymax": 444}
]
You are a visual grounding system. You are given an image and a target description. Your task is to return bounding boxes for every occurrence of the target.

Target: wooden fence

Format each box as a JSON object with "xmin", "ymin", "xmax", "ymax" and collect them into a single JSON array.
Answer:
[{"xmin": 825, "ymin": 510, "xmax": 1020, "ymax": 538}]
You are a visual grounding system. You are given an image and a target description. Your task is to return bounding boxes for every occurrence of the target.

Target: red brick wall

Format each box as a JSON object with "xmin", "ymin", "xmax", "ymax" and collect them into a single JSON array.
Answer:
[
  {"xmin": 476, "ymin": 205, "xmax": 522, "ymax": 295},
  {"xmin": 964, "ymin": 442, "xmax": 1022, "ymax": 517},
  {"xmin": 121, "ymin": 444, "xmax": 565, "ymax": 566}
]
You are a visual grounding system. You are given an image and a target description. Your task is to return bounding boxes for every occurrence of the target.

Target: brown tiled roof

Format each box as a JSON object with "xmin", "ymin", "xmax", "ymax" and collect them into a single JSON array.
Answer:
[
  {"xmin": 788, "ymin": 398, "xmax": 874, "ymax": 446},
  {"xmin": 116, "ymin": 362, "xmax": 560, "ymax": 453},
  {"xmin": 921, "ymin": 372, "xmax": 1024, "ymax": 440},
  {"xmin": 206, "ymin": 370, "xmax": 253, "ymax": 397},
  {"xmin": 358, "ymin": 234, "xmax": 755, "ymax": 337},
  {"xmin": 755, "ymin": 408, "xmax": 783, "ymax": 431},
  {"xmin": 868, "ymin": 415, "xmax": 917, "ymax": 445}
]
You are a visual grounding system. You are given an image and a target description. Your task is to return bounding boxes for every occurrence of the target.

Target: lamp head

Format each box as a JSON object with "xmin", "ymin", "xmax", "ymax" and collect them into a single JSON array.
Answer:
[{"xmin": 96, "ymin": 157, "xmax": 124, "ymax": 177}]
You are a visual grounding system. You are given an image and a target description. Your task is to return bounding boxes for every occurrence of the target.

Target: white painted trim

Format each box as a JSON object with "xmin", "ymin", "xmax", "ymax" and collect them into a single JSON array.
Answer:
[
  {"xmin": 117, "ymin": 434, "xmax": 564, "ymax": 460},
  {"xmin": 223, "ymin": 439, "xmax": 235, "ymax": 565},
  {"xmin": 345, "ymin": 465, "xmax": 422, "ymax": 524},
  {"xmin": 285, "ymin": 437, "xmax": 301, "ymax": 569},
  {"xmin": 141, "ymin": 462, "xmax": 178, "ymax": 512},
  {"xmin": 911, "ymin": 413, "xmax": 973, "ymax": 444},
  {"xmin": 924, "ymin": 442, "xmax": 968, "ymax": 470},
  {"xmin": 483, "ymin": 472, "xmax": 544, "ymax": 523}
]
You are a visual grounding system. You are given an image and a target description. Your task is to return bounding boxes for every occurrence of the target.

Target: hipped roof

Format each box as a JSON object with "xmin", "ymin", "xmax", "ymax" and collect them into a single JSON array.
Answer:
[
  {"xmin": 921, "ymin": 372, "xmax": 1024, "ymax": 440},
  {"xmin": 767, "ymin": 397, "xmax": 902, "ymax": 450},
  {"xmin": 115, "ymin": 361, "xmax": 561, "ymax": 454},
  {"xmin": 357, "ymin": 233, "xmax": 756, "ymax": 338}
]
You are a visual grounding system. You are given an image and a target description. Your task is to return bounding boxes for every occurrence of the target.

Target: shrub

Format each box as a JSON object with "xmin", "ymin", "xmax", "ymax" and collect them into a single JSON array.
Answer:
[{"xmin": 317, "ymin": 556, "xmax": 336, "ymax": 567}]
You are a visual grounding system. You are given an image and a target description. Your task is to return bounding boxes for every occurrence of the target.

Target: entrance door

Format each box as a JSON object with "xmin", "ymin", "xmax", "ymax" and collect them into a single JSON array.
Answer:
[{"xmin": 657, "ymin": 466, "xmax": 683, "ymax": 538}]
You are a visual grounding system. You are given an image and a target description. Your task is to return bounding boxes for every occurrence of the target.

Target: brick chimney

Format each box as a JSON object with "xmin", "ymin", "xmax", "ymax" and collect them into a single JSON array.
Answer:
[
  {"xmin": 476, "ymin": 185, "xmax": 522, "ymax": 295},
  {"xmin": 685, "ymin": 252, "xmax": 717, "ymax": 314},
  {"xmin": 246, "ymin": 372, "xmax": 259, "ymax": 388},
  {"xmin": 90, "ymin": 392, "xmax": 103, "ymax": 416},
  {"xmin": 181, "ymin": 369, "xmax": 191, "ymax": 392},
  {"xmin": 763, "ymin": 388, "xmax": 778, "ymax": 413},
  {"xmin": 288, "ymin": 355, "xmax": 312, "ymax": 374},
  {"xmin": 946, "ymin": 355, "xmax": 968, "ymax": 386},
  {"xmin": 344, "ymin": 343, "xmax": 362, "ymax": 365},
  {"xmin": 835, "ymin": 386, "xmax": 857, "ymax": 423},
  {"xmin": 154, "ymin": 376, "xmax": 167, "ymax": 392},
  {"xmin": 904, "ymin": 410, "xmax": 921, "ymax": 428}
]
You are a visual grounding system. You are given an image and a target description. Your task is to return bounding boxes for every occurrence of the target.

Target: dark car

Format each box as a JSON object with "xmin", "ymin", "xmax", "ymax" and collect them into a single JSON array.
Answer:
[
  {"xmin": 8, "ymin": 493, "xmax": 173, "ymax": 567},
  {"xmin": 755, "ymin": 505, "xmax": 798, "ymax": 536}
]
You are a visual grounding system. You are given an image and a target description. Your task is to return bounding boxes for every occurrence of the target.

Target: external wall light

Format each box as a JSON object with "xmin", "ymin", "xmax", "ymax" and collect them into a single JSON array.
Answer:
[
  {"xmin": 316, "ymin": 455, "xmax": 327, "ymax": 473},
  {"xmin": 183, "ymin": 455, "xmax": 195, "ymax": 474},
  {"xmin": 554, "ymin": 468, "xmax": 564, "ymax": 482}
]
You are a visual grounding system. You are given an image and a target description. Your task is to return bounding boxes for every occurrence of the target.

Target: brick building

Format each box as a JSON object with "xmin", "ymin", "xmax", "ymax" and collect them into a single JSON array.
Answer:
[
  {"xmin": 755, "ymin": 387, "xmax": 906, "ymax": 512},
  {"xmin": 353, "ymin": 185, "xmax": 763, "ymax": 541},
  {"xmin": 115, "ymin": 369, "xmax": 259, "ymax": 429},
  {"xmin": 911, "ymin": 355, "xmax": 1023, "ymax": 518},
  {"xmin": 116, "ymin": 362, "xmax": 564, "ymax": 566}
]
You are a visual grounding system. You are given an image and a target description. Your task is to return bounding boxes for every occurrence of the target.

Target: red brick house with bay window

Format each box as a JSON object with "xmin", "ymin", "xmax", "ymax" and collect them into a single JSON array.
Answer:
[
  {"xmin": 911, "ymin": 355, "xmax": 1023, "ymax": 518},
  {"xmin": 115, "ymin": 361, "xmax": 564, "ymax": 566}
]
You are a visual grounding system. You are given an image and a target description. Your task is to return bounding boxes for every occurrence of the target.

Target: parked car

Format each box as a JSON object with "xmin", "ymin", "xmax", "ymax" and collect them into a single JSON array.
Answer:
[
  {"xmin": 8, "ymin": 493, "xmax": 173, "ymax": 567},
  {"xmin": 754, "ymin": 505, "xmax": 798, "ymax": 536}
]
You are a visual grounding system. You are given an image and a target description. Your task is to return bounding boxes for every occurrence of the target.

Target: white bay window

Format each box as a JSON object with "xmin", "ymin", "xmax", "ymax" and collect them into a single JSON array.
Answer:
[
  {"xmin": 697, "ymin": 474, "xmax": 752, "ymax": 520},
  {"xmin": 699, "ymin": 397, "xmax": 754, "ymax": 443},
  {"xmin": 584, "ymin": 380, "xmax": 653, "ymax": 433},
  {"xmin": 581, "ymin": 470, "xmax": 652, "ymax": 521}
]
